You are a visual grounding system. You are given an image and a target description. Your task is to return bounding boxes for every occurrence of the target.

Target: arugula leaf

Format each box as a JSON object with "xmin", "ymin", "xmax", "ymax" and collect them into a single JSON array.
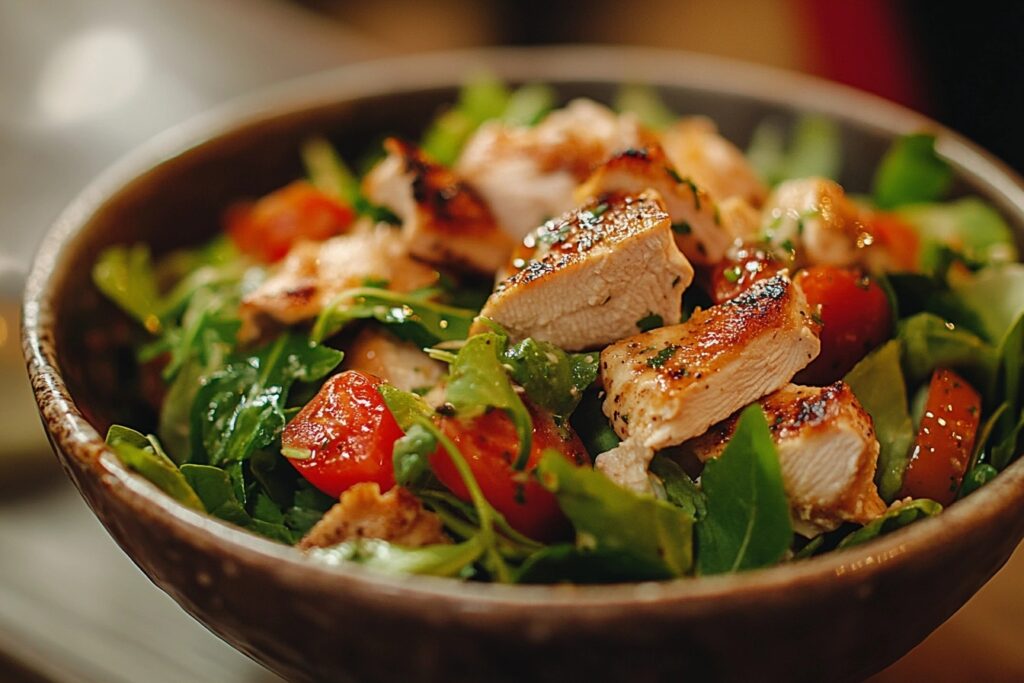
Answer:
[
  {"xmin": 538, "ymin": 450, "xmax": 694, "ymax": 577},
  {"xmin": 501, "ymin": 338, "xmax": 599, "ymax": 419},
  {"xmin": 897, "ymin": 313, "xmax": 998, "ymax": 392},
  {"xmin": 837, "ymin": 499, "xmax": 942, "ymax": 549},
  {"xmin": 301, "ymin": 137, "xmax": 361, "ymax": 206},
  {"xmin": 570, "ymin": 387, "xmax": 621, "ymax": 458},
  {"xmin": 696, "ymin": 406, "xmax": 792, "ymax": 575},
  {"xmin": 190, "ymin": 333, "xmax": 343, "ymax": 465},
  {"xmin": 501, "ymin": 83, "xmax": 556, "ymax": 126},
  {"xmin": 872, "ymin": 133, "xmax": 953, "ymax": 209},
  {"xmin": 747, "ymin": 115, "xmax": 841, "ymax": 185},
  {"xmin": 378, "ymin": 383, "xmax": 434, "ymax": 430},
  {"xmin": 845, "ymin": 341, "xmax": 915, "ymax": 502},
  {"xmin": 391, "ymin": 423, "xmax": 437, "ymax": 489},
  {"xmin": 898, "ymin": 199, "xmax": 1016, "ymax": 272},
  {"xmin": 953, "ymin": 264, "xmax": 1024, "ymax": 345},
  {"xmin": 309, "ymin": 537, "xmax": 484, "ymax": 578},
  {"xmin": 92, "ymin": 245, "xmax": 164, "ymax": 333},
  {"xmin": 105, "ymin": 426, "xmax": 204, "ymax": 511},
  {"xmin": 311, "ymin": 287, "xmax": 475, "ymax": 346},
  {"xmin": 614, "ymin": 84, "xmax": 676, "ymax": 130},
  {"xmin": 446, "ymin": 333, "xmax": 532, "ymax": 469},
  {"xmin": 422, "ymin": 73, "xmax": 511, "ymax": 165},
  {"xmin": 635, "ymin": 312, "xmax": 664, "ymax": 333},
  {"xmin": 959, "ymin": 464, "xmax": 999, "ymax": 498},
  {"xmin": 883, "ymin": 272, "xmax": 989, "ymax": 340},
  {"xmin": 515, "ymin": 544, "xmax": 673, "ymax": 584},
  {"xmin": 180, "ymin": 464, "xmax": 251, "ymax": 525},
  {"xmin": 649, "ymin": 454, "xmax": 706, "ymax": 520}
]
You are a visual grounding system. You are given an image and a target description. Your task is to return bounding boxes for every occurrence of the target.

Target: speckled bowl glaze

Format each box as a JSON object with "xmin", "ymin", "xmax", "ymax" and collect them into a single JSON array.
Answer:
[{"xmin": 23, "ymin": 47, "xmax": 1024, "ymax": 683}]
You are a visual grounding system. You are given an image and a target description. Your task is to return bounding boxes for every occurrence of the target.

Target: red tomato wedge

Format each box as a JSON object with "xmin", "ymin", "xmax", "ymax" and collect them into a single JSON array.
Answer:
[
  {"xmin": 899, "ymin": 369, "xmax": 981, "ymax": 505},
  {"xmin": 707, "ymin": 243, "xmax": 783, "ymax": 304},
  {"xmin": 793, "ymin": 266, "xmax": 892, "ymax": 385},
  {"xmin": 226, "ymin": 180, "xmax": 355, "ymax": 263},
  {"xmin": 432, "ymin": 406, "xmax": 590, "ymax": 542},
  {"xmin": 282, "ymin": 371, "xmax": 401, "ymax": 497},
  {"xmin": 865, "ymin": 212, "xmax": 921, "ymax": 272}
]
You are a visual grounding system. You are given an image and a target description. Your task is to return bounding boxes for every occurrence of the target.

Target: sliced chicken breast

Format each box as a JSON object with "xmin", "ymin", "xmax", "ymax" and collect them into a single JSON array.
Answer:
[
  {"xmin": 343, "ymin": 328, "xmax": 446, "ymax": 395},
  {"xmin": 456, "ymin": 99, "xmax": 649, "ymax": 239},
  {"xmin": 594, "ymin": 437, "xmax": 656, "ymax": 496},
  {"xmin": 363, "ymin": 138, "xmax": 513, "ymax": 274},
  {"xmin": 688, "ymin": 382, "xmax": 886, "ymax": 534},
  {"xmin": 298, "ymin": 483, "xmax": 447, "ymax": 550},
  {"xmin": 476, "ymin": 191, "xmax": 694, "ymax": 351},
  {"xmin": 763, "ymin": 177, "xmax": 867, "ymax": 267},
  {"xmin": 240, "ymin": 223, "xmax": 438, "ymax": 339},
  {"xmin": 660, "ymin": 117, "xmax": 768, "ymax": 207},
  {"xmin": 575, "ymin": 146, "xmax": 734, "ymax": 265},
  {"xmin": 601, "ymin": 274, "xmax": 820, "ymax": 449}
]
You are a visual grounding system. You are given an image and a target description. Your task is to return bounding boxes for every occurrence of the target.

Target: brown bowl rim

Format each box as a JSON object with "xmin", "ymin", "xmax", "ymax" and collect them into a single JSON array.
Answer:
[{"xmin": 21, "ymin": 45, "xmax": 1024, "ymax": 613}]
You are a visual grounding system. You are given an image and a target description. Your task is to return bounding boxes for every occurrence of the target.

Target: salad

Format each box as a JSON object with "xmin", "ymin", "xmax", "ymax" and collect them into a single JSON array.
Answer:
[{"xmin": 93, "ymin": 77, "xmax": 1024, "ymax": 584}]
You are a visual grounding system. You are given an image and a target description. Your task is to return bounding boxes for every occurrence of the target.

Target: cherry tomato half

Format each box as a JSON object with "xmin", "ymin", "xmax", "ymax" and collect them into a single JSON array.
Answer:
[
  {"xmin": 793, "ymin": 266, "xmax": 892, "ymax": 385},
  {"xmin": 899, "ymin": 369, "xmax": 981, "ymax": 505},
  {"xmin": 432, "ymin": 406, "xmax": 590, "ymax": 542},
  {"xmin": 707, "ymin": 243, "xmax": 784, "ymax": 304},
  {"xmin": 282, "ymin": 371, "xmax": 401, "ymax": 497},
  {"xmin": 864, "ymin": 212, "xmax": 921, "ymax": 272},
  {"xmin": 226, "ymin": 180, "xmax": 355, "ymax": 263}
]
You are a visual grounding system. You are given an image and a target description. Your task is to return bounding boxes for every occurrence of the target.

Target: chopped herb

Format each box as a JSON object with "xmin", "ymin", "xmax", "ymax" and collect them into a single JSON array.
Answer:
[
  {"xmin": 646, "ymin": 345, "xmax": 679, "ymax": 369},
  {"xmin": 722, "ymin": 266, "xmax": 742, "ymax": 284},
  {"xmin": 635, "ymin": 312, "xmax": 664, "ymax": 332},
  {"xmin": 671, "ymin": 222, "xmax": 692, "ymax": 235}
]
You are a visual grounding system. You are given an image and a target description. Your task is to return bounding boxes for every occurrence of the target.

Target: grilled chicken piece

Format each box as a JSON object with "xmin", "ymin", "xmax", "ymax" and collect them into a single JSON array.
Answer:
[
  {"xmin": 718, "ymin": 196, "xmax": 763, "ymax": 244},
  {"xmin": 476, "ymin": 191, "xmax": 694, "ymax": 351},
  {"xmin": 688, "ymin": 382, "xmax": 886, "ymax": 534},
  {"xmin": 239, "ymin": 223, "xmax": 438, "ymax": 339},
  {"xmin": 457, "ymin": 99, "xmax": 649, "ymax": 239},
  {"xmin": 298, "ymin": 483, "xmax": 447, "ymax": 550},
  {"xmin": 575, "ymin": 146, "xmax": 733, "ymax": 265},
  {"xmin": 660, "ymin": 117, "xmax": 768, "ymax": 207},
  {"xmin": 363, "ymin": 138, "xmax": 513, "ymax": 274},
  {"xmin": 601, "ymin": 274, "xmax": 820, "ymax": 449},
  {"xmin": 343, "ymin": 328, "xmax": 445, "ymax": 395},
  {"xmin": 762, "ymin": 177, "xmax": 867, "ymax": 267}
]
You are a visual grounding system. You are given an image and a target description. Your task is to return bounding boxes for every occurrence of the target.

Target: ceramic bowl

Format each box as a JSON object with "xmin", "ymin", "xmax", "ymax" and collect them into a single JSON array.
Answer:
[{"xmin": 22, "ymin": 47, "xmax": 1024, "ymax": 683}]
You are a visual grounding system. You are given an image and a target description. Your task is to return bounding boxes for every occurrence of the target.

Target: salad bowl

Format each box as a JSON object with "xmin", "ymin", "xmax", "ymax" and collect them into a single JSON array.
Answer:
[{"xmin": 22, "ymin": 47, "xmax": 1024, "ymax": 683}]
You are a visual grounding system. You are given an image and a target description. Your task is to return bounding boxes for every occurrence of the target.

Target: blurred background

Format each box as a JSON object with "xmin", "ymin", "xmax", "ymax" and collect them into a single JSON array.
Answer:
[{"xmin": 1, "ymin": 1, "xmax": 1021, "ymax": 681}]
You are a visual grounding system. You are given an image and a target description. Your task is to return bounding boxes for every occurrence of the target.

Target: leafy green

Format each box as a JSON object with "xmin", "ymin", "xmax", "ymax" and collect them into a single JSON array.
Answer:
[
  {"xmin": 538, "ymin": 450, "xmax": 694, "ymax": 577},
  {"xmin": 747, "ymin": 115, "xmax": 841, "ymax": 185},
  {"xmin": 180, "ymin": 464, "xmax": 252, "ymax": 525},
  {"xmin": 898, "ymin": 199, "xmax": 1016, "ymax": 272},
  {"xmin": 311, "ymin": 287, "xmax": 475, "ymax": 346},
  {"xmin": 92, "ymin": 245, "xmax": 164, "ymax": 333},
  {"xmin": 301, "ymin": 137, "xmax": 361, "ymax": 206},
  {"xmin": 613, "ymin": 84, "xmax": 676, "ymax": 130},
  {"xmin": 897, "ymin": 313, "xmax": 998, "ymax": 391},
  {"xmin": 190, "ymin": 333, "xmax": 343, "ymax": 466},
  {"xmin": 953, "ymin": 264, "xmax": 1024, "ymax": 345},
  {"xmin": 635, "ymin": 312, "xmax": 664, "ymax": 332},
  {"xmin": 649, "ymin": 454, "xmax": 706, "ymax": 520},
  {"xmin": 105, "ymin": 426, "xmax": 204, "ymax": 511},
  {"xmin": 695, "ymin": 406, "xmax": 792, "ymax": 575},
  {"xmin": 501, "ymin": 83, "xmax": 556, "ymax": 126},
  {"xmin": 872, "ymin": 133, "xmax": 953, "ymax": 209},
  {"xmin": 837, "ymin": 499, "xmax": 942, "ymax": 549},
  {"xmin": 570, "ymin": 387, "xmax": 621, "ymax": 458},
  {"xmin": 845, "ymin": 341, "xmax": 915, "ymax": 502},
  {"xmin": 501, "ymin": 338, "xmax": 599, "ymax": 419},
  {"xmin": 392, "ymin": 423, "xmax": 437, "ymax": 489},
  {"xmin": 446, "ymin": 333, "xmax": 532, "ymax": 469},
  {"xmin": 515, "ymin": 544, "xmax": 672, "ymax": 584},
  {"xmin": 309, "ymin": 537, "xmax": 484, "ymax": 578},
  {"xmin": 378, "ymin": 383, "xmax": 434, "ymax": 430},
  {"xmin": 959, "ymin": 464, "xmax": 999, "ymax": 498},
  {"xmin": 422, "ymin": 73, "xmax": 511, "ymax": 165}
]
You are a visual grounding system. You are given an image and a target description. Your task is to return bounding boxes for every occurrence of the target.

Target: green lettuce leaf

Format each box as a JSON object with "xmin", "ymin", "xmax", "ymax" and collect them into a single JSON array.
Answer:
[
  {"xmin": 696, "ymin": 406, "xmax": 792, "ymax": 575},
  {"xmin": 190, "ymin": 333, "xmax": 343, "ymax": 465},
  {"xmin": 311, "ymin": 287, "xmax": 475, "ymax": 347},
  {"xmin": 501, "ymin": 83, "xmax": 556, "ymax": 126},
  {"xmin": 897, "ymin": 313, "xmax": 998, "ymax": 392},
  {"xmin": 569, "ymin": 387, "xmax": 621, "ymax": 458},
  {"xmin": 747, "ymin": 115, "xmax": 841, "ymax": 185},
  {"xmin": 538, "ymin": 450, "xmax": 694, "ymax": 577},
  {"xmin": 614, "ymin": 84, "xmax": 676, "ymax": 130},
  {"xmin": 105, "ymin": 426, "xmax": 204, "ymax": 511},
  {"xmin": 898, "ymin": 198, "xmax": 1016, "ymax": 273},
  {"xmin": 649, "ymin": 454, "xmax": 706, "ymax": 520},
  {"xmin": 92, "ymin": 245, "xmax": 164, "ymax": 333},
  {"xmin": 446, "ymin": 333, "xmax": 532, "ymax": 469},
  {"xmin": 872, "ymin": 133, "xmax": 952, "ymax": 209},
  {"xmin": 309, "ymin": 537, "xmax": 484, "ymax": 578},
  {"xmin": 515, "ymin": 544, "xmax": 672, "ymax": 584},
  {"xmin": 845, "ymin": 341, "xmax": 915, "ymax": 501},
  {"xmin": 837, "ymin": 499, "xmax": 942, "ymax": 549},
  {"xmin": 501, "ymin": 338, "xmax": 599, "ymax": 419}
]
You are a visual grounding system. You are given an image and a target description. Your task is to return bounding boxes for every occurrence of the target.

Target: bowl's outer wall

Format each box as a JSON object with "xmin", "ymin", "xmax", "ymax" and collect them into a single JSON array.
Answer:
[{"xmin": 25, "ymin": 50, "xmax": 1024, "ymax": 683}]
